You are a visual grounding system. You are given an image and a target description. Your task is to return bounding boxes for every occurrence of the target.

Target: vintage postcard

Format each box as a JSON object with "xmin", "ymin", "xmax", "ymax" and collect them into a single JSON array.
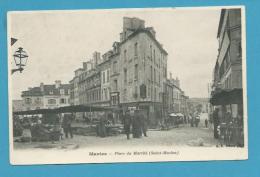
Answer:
[{"xmin": 8, "ymin": 6, "xmax": 247, "ymax": 165}]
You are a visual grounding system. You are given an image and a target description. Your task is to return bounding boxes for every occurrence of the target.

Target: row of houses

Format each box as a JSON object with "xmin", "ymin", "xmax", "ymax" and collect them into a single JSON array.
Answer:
[{"xmin": 15, "ymin": 17, "xmax": 190, "ymax": 126}]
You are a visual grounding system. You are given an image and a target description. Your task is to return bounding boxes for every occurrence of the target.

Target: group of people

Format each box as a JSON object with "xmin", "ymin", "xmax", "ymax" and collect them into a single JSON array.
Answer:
[
  {"xmin": 122, "ymin": 110, "xmax": 148, "ymax": 140},
  {"xmin": 14, "ymin": 113, "xmax": 74, "ymax": 143}
]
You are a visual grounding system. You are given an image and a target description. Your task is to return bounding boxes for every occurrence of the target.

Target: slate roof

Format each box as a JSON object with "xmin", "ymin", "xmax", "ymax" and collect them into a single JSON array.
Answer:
[{"xmin": 21, "ymin": 84, "xmax": 70, "ymax": 97}]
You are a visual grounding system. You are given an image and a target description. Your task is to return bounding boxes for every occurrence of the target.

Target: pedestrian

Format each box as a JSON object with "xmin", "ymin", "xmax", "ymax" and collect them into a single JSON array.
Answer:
[
  {"xmin": 108, "ymin": 112, "xmax": 115, "ymax": 125},
  {"xmin": 140, "ymin": 111, "xmax": 148, "ymax": 137},
  {"xmin": 213, "ymin": 108, "xmax": 220, "ymax": 139},
  {"xmin": 132, "ymin": 110, "xmax": 142, "ymax": 138},
  {"xmin": 20, "ymin": 117, "xmax": 32, "ymax": 142},
  {"xmin": 123, "ymin": 111, "xmax": 132, "ymax": 140},
  {"xmin": 205, "ymin": 119, "xmax": 208, "ymax": 128},
  {"xmin": 62, "ymin": 114, "xmax": 73, "ymax": 139}
]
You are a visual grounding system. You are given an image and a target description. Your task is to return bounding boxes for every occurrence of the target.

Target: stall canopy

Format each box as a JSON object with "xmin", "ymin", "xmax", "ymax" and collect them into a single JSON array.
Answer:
[
  {"xmin": 169, "ymin": 113, "xmax": 184, "ymax": 117},
  {"xmin": 176, "ymin": 113, "xmax": 184, "ymax": 117},
  {"xmin": 210, "ymin": 88, "xmax": 243, "ymax": 105},
  {"xmin": 169, "ymin": 113, "xmax": 177, "ymax": 117},
  {"xmin": 13, "ymin": 105, "xmax": 117, "ymax": 115}
]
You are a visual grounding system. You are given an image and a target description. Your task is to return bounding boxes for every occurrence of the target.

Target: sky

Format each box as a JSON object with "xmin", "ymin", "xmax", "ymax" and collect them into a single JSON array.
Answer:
[{"xmin": 9, "ymin": 7, "xmax": 220, "ymax": 100}]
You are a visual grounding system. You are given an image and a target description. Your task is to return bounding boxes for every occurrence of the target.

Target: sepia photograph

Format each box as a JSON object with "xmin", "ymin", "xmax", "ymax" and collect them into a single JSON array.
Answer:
[{"xmin": 8, "ymin": 6, "xmax": 247, "ymax": 165}]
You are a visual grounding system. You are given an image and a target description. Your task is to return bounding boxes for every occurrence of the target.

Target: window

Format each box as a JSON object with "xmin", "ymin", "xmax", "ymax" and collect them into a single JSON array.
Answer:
[
  {"xmin": 60, "ymin": 89, "xmax": 65, "ymax": 95},
  {"xmin": 111, "ymin": 95, "xmax": 118, "ymax": 105},
  {"xmin": 153, "ymin": 49, "xmax": 155, "ymax": 63},
  {"xmin": 150, "ymin": 66, "xmax": 153, "ymax": 82},
  {"xmin": 48, "ymin": 99, "xmax": 56, "ymax": 105},
  {"xmin": 35, "ymin": 97, "xmax": 41, "ymax": 104},
  {"xmin": 159, "ymin": 73, "xmax": 161, "ymax": 85},
  {"xmin": 154, "ymin": 68, "xmax": 156, "ymax": 83},
  {"xmin": 98, "ymin": 90, "xmax": 101, "ymax": 100},
  {"xmin": 124, "ymin": 49, "xmax": 127, "ymax": 62},
  {"xmin": 104, "ymin": 88, "xmax": 107, "ymax": 100},
  {"xmin": 103, "ymin": 71, "xmax": 106, "ymax": 84},
  {"xmin": 113, "ymin": 61, "xmax": 117, "ymax": 73},
  {"xmin": 124, "ymin": 68, "xmax": 127, "ymax": 84},
  {"xmin": 134, "ymin": 64, "xmax": 138, "ymax": 80},
  {"xmin": 25, "ymin": 98, "xmax": 32, "ymax": 104},
  {"xmin": 154, "ymin": 87, "xmax": 157, "ymax": 100},
  {"xmin": 150, "ymin": 45, "xmax": 152, "ymax": 59},
  {"xmin": 60, "ymin": 98, "xmax": 66, "ymax": 104},
  {"xmin": 134, "ymin": 86, "xmax": 138, "ymax": 99},
  {"xmin": 123, "ymin": 89, "xmax": 127, "ymax": 101},
  {"xmin": 164, "ymin": 67, "xmax": 167, "ymax": 78},
  {"xmin": 107, "ymin": 70, "xmax": 110, "ymax": 82},
  {"xmin": 114, "ymin": 79, "xmax": 118, "ymax": 91},
  {"xmin": 151, "ymin": 87, "xmax": 153, "ymax": 100},
  {"xmin": 134, "ymin": 42, "xmax": 138, "ymax": 56}
]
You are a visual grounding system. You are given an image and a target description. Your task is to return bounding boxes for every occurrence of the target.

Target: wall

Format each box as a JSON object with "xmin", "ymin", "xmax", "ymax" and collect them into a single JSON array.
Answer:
[
  {"xmin": 23, "ymin": 96, "xmax": 44, "ymax": 110},
  {"xmin": 118, "ymin": 31, "xmax": 167, "ymax": 104}
]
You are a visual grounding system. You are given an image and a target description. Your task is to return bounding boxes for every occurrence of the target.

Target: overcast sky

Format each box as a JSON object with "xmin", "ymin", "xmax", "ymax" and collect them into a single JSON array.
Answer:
[{"xmin": 9, "ymin": 7, "xmax": 220, "ymax": 100}]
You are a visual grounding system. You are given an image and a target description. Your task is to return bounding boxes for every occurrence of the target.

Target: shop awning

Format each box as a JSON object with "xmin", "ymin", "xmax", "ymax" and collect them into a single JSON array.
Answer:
[
  {"xmin": 169, "ymin": 113, "xmax": 177, "ymax": 117},
  {"xmin": 176, "ymin": 113, "xmax": 184, "ymax": 117},
  {"xmin": 13, "ymin": 105, "xmax": 116, "ymax": 115},
  {"xmin": 210, "ymin": 88, "xmax": 243, "ymax": 105}
]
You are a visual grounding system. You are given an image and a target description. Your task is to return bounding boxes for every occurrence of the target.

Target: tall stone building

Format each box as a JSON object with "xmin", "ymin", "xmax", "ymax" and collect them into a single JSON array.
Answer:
[
  {"xmin": 117, "ymin": 17, "xmax": 168, "ymax": 125},
  {"xmin": 210, "ymin": 8, "xmax": 243, "ymax": 123},
  {"xmin": 212, "ymin": 9, "xmax": 242, "ymax": 91},
  {"xmin": 71, "ymin": 17, "xmax": 169, "ymax": 126}
]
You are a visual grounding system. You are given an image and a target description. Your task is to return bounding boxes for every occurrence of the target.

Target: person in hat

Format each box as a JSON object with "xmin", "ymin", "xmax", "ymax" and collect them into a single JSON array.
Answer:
[
  {"xmin": 213, "ymin": 108, "xmax": 220, "ymax": 139},
  {"xmin": 132, "ymin": 110, "xmax": 142, "ymax": 138},
  {"xmin": 140, "ymin": 111, "xmax": 148, "ymax": 137},
  {"xmin": 123, "ymin": 111, "xmax": 132, "ymax": 140}
]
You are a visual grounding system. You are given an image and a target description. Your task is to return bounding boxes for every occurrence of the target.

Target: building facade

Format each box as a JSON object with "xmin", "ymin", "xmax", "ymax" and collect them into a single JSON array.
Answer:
[
  {"xmin": 165, "ymin": 74, "xmax": 189, "ymax": 116},
  {"xmin": 212, "ymin": 9, "xmax": 242, "ymax": 91},
  {"xmin": 12, "ymin": 100, "xmax": 25, "ymax": 112},
  {"xmin": 21, "ymin": 80, "xmax": 70, "ymax": 110},
  {"xmin": 117, "ymin": 17, "xmax": 168, "ymax": 126},
  {"xmin": 78, "ymin": 63, "xmax": 101, "ymax": 106},
  {"xmin": 70, "ymin": 17, "xmax": 191, "ymax": 126},
  {"xmin": 210, "ymin": 8, "xmax": 243, "ymax": 121}
]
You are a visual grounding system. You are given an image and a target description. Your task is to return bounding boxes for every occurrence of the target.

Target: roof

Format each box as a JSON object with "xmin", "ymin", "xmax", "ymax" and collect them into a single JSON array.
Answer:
[
  {"xmin": 210, "ymin": 88, "xmax": 243, "ymax": 105},
  {"xmin": 13, "ymin": 105, "xmax": 118, "ymax": 115},
  {"xmin": 217, "ymin": 9, "xmax": 226, "ymax": 38},
  {"xmin": 120, "ymin": 28, "xmax": 168, "ymax": 55},
  {"xmin": 166, "ymin": 79, "xmax": 182, "ymax": 92},
  {"xmin": 21, "ymin": 84, "xmax": 70, "ymax": 97}
]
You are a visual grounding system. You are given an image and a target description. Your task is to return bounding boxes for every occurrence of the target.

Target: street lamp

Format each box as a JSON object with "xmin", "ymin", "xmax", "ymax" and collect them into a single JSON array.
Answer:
[{"xmin": 12, "ymin": 47, "xmax": 28, "ymax": 74}]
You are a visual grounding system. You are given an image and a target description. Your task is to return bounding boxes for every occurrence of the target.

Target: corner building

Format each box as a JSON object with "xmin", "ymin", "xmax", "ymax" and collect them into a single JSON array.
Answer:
[{"xmin": 118, "ymin": 17, "xmax": 168, "ymax": 126}]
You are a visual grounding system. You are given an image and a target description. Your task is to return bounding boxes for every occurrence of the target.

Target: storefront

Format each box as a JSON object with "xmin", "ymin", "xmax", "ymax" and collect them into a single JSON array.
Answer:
[{"xmin": 210, "ymin": 88, "xmax": 244, "ymax": 147}]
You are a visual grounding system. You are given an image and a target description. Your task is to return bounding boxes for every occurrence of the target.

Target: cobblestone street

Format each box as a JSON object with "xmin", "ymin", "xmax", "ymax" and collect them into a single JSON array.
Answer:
[{"xmin": 14, "ymin": 116, "xmax": 219, "ymax": 150}]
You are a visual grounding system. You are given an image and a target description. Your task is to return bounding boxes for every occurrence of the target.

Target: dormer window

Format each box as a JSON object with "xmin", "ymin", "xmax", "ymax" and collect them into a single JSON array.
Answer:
[{"xmin": 60, "ymin": 89, "xmax": 65, "ymax": 95}]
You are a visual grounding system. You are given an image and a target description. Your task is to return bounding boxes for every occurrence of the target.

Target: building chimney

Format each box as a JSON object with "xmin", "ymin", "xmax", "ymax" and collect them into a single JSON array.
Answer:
[
  {"xmin": 93, "ymin": 51, "xmax": 101, "ymax": 65},
  {"xmin": 83, "ymin": 62, "xmax": 87, "ymax": 70},
  {"xmin": 55, "ymin": 80, "xmax": 61, "ymax": 88},
  {"xmin": 40, "ymin": 83, "xmax": 44, "ymax": 92},
  {"xmin": 175, "ymin": 77, "xmax": 180, "ymax": 88}
]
